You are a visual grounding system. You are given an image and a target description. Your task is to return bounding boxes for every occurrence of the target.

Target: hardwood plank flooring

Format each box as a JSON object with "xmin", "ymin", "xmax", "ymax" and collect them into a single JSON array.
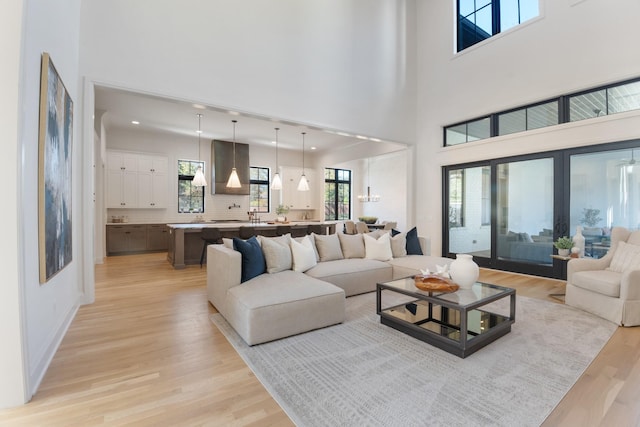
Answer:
[{"xmin": 0, "ymin": 253, "xmax": 638, "ymax": 426}]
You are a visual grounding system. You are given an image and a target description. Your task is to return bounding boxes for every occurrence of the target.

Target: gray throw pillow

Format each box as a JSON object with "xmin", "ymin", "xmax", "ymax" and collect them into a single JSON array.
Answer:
[
  {"xmin": 338, "ymin": 233, "xmax": 365, "ymax": 259},
  {"xmin": 313, "ymin": 233, "xmax": 344, "ymax": 262},
  {"xmin": 258, "ymin": 235, "xmax": 292, "ymax": 273}
]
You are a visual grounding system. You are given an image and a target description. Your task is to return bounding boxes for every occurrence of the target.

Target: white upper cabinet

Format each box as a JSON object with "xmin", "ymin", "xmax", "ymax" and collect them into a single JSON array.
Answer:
[
  {"xmin": 280, "ymin": 166, "xmax": 316, "ymax": 210},
  {"xmin": 107, "ymin": 151, "xmax": 168, "ymax": 209}
]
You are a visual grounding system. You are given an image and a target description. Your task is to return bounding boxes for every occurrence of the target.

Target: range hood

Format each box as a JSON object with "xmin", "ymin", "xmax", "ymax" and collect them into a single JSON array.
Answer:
[{"xmin": 211, "ymin": 139, "xmax": 250, "ymax": 195}]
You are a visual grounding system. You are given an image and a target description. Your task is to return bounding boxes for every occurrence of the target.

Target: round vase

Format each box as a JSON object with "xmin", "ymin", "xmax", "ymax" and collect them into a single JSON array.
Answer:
[{"xmin": 449, "ymin": 254, "xmax": 479, "ymax": 290}]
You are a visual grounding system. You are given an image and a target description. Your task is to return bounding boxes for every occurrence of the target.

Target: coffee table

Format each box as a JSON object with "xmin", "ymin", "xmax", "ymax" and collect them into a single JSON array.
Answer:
[{"xmin": 376, "ymin": 278, "xmax": 516, "ymax": 358}]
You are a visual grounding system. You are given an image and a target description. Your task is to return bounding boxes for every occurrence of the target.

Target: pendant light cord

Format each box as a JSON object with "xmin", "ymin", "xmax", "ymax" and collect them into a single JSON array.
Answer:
[
  {"xmin": 275, "ymin": 128, "xmax": 279, "ymax": 169},
  {"xmin": 232, "ymin": 119, "xmax": 237, "ymax": 168},
  {"xmin": 301, "ymin": 132, "xmax": 306, "ymax": 173}
]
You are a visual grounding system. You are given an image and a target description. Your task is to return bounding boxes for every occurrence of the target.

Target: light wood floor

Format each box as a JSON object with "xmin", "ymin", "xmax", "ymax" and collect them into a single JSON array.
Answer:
[{"xmin": 0, "ymin": 253, "xmax": 638, "ymax": 426}]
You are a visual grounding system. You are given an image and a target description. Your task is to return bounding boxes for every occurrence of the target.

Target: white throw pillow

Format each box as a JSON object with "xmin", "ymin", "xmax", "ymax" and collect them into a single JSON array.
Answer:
[
  {"xmin": 259, "ymin": 235, "xmax": 292, "ymax": 274},
  {"xmin": 290, "ymin": 236, "xmax": 318, "ymax": 272},
  {"xmin": 364, "ymin": 232, "xmax": 393, "ymax": 261},
  {"xmin": 608, "ymin": 241, "xmax": 640, "ymax": 273}
]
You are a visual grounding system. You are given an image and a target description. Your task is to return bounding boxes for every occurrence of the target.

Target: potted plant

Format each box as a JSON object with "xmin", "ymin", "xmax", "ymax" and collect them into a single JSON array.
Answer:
[
  {"xmin": 358, "ymin": 216, "xmax": 378, "ymax": 225},
  {"xmin": 275, "ymin": 204, "xmax": 289, "ymax": 222},
  {"xmin": 554, "ymin": 236, "xmax": 573, "ymax": 256}
]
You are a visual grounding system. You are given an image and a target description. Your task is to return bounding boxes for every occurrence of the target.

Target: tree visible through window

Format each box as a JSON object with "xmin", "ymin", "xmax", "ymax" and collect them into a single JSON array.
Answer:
[
  {"xmin": 325, "ymin": 168, "xmax": 351, "ymax": 220},
  {"xmin": 250, "ymin": 166, "xmax": 270, "ymax": 213},
  {"xmin": 178, "ymin": 160, "xmax": 204, "ymax": 213}
]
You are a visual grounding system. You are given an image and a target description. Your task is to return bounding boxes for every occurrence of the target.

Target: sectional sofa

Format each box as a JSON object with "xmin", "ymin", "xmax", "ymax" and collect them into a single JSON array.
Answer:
[{"xmin": 207, "ymin": 229, "xmax": 453, "ymax": 345}]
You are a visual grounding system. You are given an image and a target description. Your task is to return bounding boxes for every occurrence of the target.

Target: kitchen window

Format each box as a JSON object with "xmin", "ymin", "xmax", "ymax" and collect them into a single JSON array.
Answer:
[
  {"xmin": 177, "ymin": 160, "xmax": 205, "ymax": 213},
  {"xmin": 250, "ymin": 166, "xmax": 270, "ymax": 213}
]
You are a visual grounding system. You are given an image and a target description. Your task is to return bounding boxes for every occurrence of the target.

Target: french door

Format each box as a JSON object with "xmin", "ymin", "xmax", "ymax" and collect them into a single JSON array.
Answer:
[{"xmin": 443, "ymin": 140, "xmax": 640, "ymax": 279}]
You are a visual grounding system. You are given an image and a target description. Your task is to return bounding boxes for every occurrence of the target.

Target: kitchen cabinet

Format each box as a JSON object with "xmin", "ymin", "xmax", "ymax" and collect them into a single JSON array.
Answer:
[
  {"xmin": 107, "ymin": 151, "xmax": 168, "ymax": 209},
  {"xmin": 280, "ymin": 166, "xmax": 316, "ymax": 210},
  {"xmin": 138, "ymin": 156, "xmax": 168, "ymax": 208},
  {"xmin": 107, "ymin": 224, "xmax": 169, "ymax": 255}
]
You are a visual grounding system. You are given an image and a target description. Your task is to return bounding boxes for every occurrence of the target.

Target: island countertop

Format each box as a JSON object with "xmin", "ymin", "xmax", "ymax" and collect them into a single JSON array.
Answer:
[{"xmin": 166, "ymin": 220, "xmax": 332, "ymax": 230}]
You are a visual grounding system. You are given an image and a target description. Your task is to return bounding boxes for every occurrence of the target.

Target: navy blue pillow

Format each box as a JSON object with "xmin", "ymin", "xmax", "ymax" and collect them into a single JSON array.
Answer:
[
  {"xmin": 391, "ymin": 229, "xmax": 401, "ymax": 236},
  {"xmin": 233, "ymin": 236, "xmax": 266, "ymax": 283},
  {"xmin": 406, "ymin": 227, "xmax": 423, "ymax": 255}
]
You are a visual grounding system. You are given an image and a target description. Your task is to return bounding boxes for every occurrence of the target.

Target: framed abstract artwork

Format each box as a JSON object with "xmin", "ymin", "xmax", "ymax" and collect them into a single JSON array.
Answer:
[{"xmin": 38, "ymin": 52, "xmax": 73, "ymax": 283}]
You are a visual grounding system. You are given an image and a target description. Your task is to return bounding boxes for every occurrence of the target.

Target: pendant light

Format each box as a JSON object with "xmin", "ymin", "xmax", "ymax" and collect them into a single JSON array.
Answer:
[
  {"xmin": 226, "ymin": 119, "xmax": 242, "ymax": 188},
  {"xmin": 271, "ymin": 127, "xmax": 282, "ymax": 190},
  {"xmin": 297, "ymin": 132, "xmax": 310, "ymax": 191},
  {"xmin": 358, "ymin": 157, "xmax": 380, "ymax": 202},
  {"xmin": 192, "ymin": 113, "xmax": 207, "ymax": 187}
]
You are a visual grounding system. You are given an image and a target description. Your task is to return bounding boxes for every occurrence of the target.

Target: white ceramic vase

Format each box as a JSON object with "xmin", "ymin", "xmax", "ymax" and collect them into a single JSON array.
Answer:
[
  {"xmin": 449, "ymin": 254, "xmax": 479, "ymax": 289},
  {"xmin": 573, "ymin": 226, "xmax": 585, "ymax": 258}
]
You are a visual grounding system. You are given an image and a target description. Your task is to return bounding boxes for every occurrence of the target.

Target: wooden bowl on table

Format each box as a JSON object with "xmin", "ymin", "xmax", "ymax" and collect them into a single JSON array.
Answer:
[{"xmin": 413, "ymin": 275, "xmax": 459, "ymax": 293}]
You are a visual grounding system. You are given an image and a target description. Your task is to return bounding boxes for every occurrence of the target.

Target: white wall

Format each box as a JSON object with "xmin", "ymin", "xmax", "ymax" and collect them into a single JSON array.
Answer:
[
  {"xmin": 7, "ymin": 0, "xmax": 84, "ymax": 407},
  {"xmin": 79, "ymin": 0, "xmax": 417, "ymax": 144},
  {"xmin": 416, "ymin": 0, "xmax": 640, "ymax": 254},
  {"xmin": 0, "ymin": 0, "xmax": 27, "ymax": 409}
]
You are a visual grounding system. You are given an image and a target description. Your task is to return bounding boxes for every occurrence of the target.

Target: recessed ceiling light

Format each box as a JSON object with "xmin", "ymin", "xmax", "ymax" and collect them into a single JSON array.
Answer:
[
  {"xmin": 271, "ymin": 140, "xmax": 277, "ymax": 144},
  {"xmin": 192, "ymin": 104, "xmax": 206, "ymax": 110},
  {"xmin": 196, "ymin": 130, "xmax": 203, "ymax": 134},
  {"xmin": 311, "ymin": 146, "xmax": 317, "ymax": 150},
  {"xmin": 356, "ymin": 135, "xmax": 368, "ymax": 140},
  {"xmin": 370, "ymin": 138, "xmax": 382, "ymax": 142},
  {"xmin": 131, "ymin": 120, "xmax": 140, "ymax": 125}
]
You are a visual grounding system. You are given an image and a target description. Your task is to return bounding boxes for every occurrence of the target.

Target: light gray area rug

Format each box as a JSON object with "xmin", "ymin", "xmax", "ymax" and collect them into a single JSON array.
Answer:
[{"xmin": 210, "ymin": 292, "xmax": 617, "ymax": 427}]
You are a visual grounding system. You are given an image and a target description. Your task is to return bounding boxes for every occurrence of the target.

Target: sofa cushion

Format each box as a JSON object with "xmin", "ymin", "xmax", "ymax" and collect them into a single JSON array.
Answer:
[
  {"xmin": 305, "ymin": 258, "xmax": 392, "ymax": 296},
  {"xmin": 313, "ymin": 233, "xmax": 344, "ymax": 262},
  {"xmin": 290, "ymin": 236, "xmax": 317, "ymax": 272},
  {"xmin": 259, "ymin": 235, "xmax": 292, "ymax": 274},
  {"xmin": 225, "ymin": 270, "xmax": 345, "ymax": 345},
  {"xmin": 364, "ymin": 232, "xmax": 392, "ymax": 261},
  {"xmin": 390, "ymin": 232, "xmax": 407, "ymax": 258},
  {"xmin": 338, "ymin": 233, "xmax": 365, "ymax": 259},
  {"xmin": 233, "ymin": 236, "xmax": 266, "ymax": 282},
  {"xmin": 572, "ymin": 270, "xmax": 622, "ymax": 297},
  {"xmin": 406, "ymin": 227, "xmax": 423, "ymax": 255},
  {"xmin": 608, "ymin": 241, "xmax": 640, "ymax": 273}
]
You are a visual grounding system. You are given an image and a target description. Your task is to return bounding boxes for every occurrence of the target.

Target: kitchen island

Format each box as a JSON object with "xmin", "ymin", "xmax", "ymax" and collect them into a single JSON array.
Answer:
[{"xmin": 166, "ymin": 221, "xmax": 337, "ymax": 269}]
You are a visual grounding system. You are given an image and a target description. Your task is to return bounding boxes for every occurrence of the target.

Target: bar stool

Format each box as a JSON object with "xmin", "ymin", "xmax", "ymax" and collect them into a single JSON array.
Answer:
[
  {"xmin": 291, "ymin": 225, "xmax": 307, "ymax": 238},
  {"xmin": 308, "ymin": 224, "xmax": 323, "ymax": 235},
  {"xmin": 239, "ymin": 226, "xmax": 256, "ymax": 239},
  {"xmin": 200, "ymin": 228, "xmax": 222, "ymax": 267},
  {"xmin": 276, "ymin": 225, "xmax": 292, "ymax": 236}
]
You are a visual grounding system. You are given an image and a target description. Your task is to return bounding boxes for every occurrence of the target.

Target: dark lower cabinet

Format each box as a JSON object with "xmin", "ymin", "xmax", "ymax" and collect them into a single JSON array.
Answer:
[{"xmin": 107, "ymin": 224, "xmax": 168, "ymax": 255}]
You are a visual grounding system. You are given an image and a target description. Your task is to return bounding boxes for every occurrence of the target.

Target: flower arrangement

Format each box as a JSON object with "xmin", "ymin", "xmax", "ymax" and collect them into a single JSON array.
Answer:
[{"xmin": 358, "ymin": 216, "xmax": 378, "ymax": 224}]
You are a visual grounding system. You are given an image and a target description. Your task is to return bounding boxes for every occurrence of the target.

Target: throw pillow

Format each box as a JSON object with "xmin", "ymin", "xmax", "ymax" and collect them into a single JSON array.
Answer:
[
  {"xmin": 232, "ymin": 236, "xmax": 266, "ymax": 283},
  {"xmin": 313, "ymin": 233, "xmax": 344, "ymax": 262},
  {"xmin": 390, "ymin": 231, "xmax": 407, "ymax": 258},
  {"xmin": 258, "ymin": 235, "xmax": 292, "ymax": 274},
  {"xmin": 364, "ymin": 232, "xmax": 393, "ymax": 261},
  {"xmin": 406, "ymin": 227, "xmax": 423, "ymax": 255},
  {"xmin": 608, "ymin": 241, "xmax": 640, "ymax": 273},
  {"xmin": 222, "ymin": 237, "xmax": 234, "ymax": 249},
  {"xmin": 290, "ymin": 236, "xmax": 318, "ymax": 272},
  {"xmin": 296, "ymin": 234, "xmax": 320, "ymax": 261},
  {"xmin": 338, "ymin": 233, "xmax": 365, "ymax": 259}
]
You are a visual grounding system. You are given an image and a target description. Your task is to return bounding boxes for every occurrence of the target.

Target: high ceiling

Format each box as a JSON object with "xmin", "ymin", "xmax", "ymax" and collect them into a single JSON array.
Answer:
[{"xmin": 95, "ymin": 86, "xmax": 403, "ymax": 154}]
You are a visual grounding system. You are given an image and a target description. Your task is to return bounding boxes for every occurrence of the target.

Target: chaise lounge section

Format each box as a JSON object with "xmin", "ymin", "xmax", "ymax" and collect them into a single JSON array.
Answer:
[{"xmin": 207, "ymin": 230, "xmax": 453, "ymax": 345}]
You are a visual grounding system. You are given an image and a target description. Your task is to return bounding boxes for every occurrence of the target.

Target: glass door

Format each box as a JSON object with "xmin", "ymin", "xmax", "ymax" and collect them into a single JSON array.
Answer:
[{"xmin": 494, "ymin": 157, "xmax": 556, "ymax": 276}]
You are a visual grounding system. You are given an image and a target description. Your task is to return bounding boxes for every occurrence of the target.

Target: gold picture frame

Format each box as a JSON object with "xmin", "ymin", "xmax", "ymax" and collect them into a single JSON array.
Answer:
[{"xmin": 38, "ymin": 52, "xmax": 73, "ymax": 283}]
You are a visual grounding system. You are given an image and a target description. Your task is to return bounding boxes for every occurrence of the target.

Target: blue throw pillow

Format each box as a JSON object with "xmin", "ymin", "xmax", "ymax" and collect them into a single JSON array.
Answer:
[
  {"xmin": 391, "ymin": 229, "xmax": 401, "ymax": 237},
  {"xmin": 233, "ymin": 236, "xmax": 266, "ymax": 283},
  {"xmin": 406, "ymin": 227, "xmax": 423, "ymax": 255}
]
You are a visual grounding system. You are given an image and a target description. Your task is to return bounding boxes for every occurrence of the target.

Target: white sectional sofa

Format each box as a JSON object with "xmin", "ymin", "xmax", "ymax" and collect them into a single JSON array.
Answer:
[{"xmin": 207, "ymin": 230, "xmax": 453, "ymax": 345}]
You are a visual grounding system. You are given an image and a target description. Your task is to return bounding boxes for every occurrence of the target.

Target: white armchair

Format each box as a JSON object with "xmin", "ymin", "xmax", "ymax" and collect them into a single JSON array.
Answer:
[{"xmin": 566, "ymin": 227, "xmax": 640, "ymax": 326}]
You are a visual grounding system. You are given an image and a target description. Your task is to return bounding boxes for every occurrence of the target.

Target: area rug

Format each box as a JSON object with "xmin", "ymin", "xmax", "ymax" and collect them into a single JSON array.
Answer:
[{"xmin": 210, "ymin": 292, "xmax": 617, "ymax": 427}]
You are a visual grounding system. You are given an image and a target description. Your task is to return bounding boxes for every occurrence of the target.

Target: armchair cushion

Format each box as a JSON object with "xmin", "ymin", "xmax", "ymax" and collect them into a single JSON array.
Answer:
[
  {"xmin": 608, "ymin": 241, "xmax": 640, "ymax": 273},
  {"xmin": 571, "ymin": 270, "xmax": 621, "ymax": 298}
]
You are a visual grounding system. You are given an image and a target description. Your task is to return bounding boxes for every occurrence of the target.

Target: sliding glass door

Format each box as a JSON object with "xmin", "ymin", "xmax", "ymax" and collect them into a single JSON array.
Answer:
[{"xmin": 444, "ymin": 140, "xmax": 640, "ymax": 279}]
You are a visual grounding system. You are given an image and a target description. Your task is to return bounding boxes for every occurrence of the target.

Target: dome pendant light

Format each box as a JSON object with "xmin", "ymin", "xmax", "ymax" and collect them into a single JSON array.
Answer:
[
  {"xmin": 297, "ymin": 132, "xmax": 310, "ymax": 191},
  {"xmin": 226, "ymin": 119, "xmax": 242, "ymax": 188},
  {"xmin": 192, "ymin": 113, "xmax": 207, "ymax": 187},
  {"xmin": 271, "ymin": 127, "xmax": 282, "ymax": 190}
]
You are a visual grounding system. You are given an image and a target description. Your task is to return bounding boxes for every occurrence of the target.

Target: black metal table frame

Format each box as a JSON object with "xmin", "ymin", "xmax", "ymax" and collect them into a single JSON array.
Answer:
[{"xmin": 376, "ymin": 280, "xmax": 516, "ymax": 358}]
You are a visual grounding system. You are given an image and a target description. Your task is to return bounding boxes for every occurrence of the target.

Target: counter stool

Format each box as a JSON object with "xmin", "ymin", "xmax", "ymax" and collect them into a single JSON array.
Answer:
[
  {"xmin": 200, "ymin": 228, "xmax": 222, "ymax": 267},
  {"xmin": 276, "ymin": 225, "xmax": 292, "ymax": 236},
  {"xmin": 291, "ymin": 225, "xmax": 307, "ymax": 238},
  {"xmin": 239, "ymin": 226, "xmax": 257, "ymax": 239},
  {"xmin": 308, "ymin": 224, "xmax": 323, "ymax": 235}
]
